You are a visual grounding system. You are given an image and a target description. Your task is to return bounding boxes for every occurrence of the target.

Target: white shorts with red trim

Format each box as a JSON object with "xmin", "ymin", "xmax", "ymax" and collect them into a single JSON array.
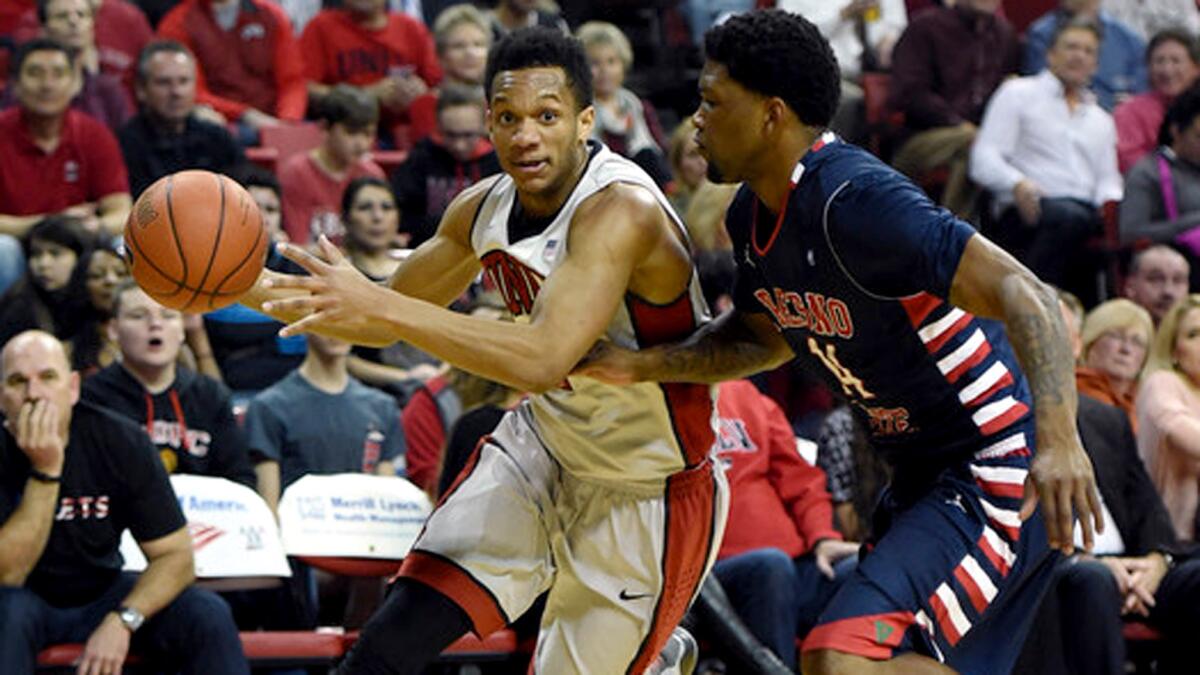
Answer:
[{"xmin": 398, "ymin": 408, "xmax": 728, "ymax": 675}]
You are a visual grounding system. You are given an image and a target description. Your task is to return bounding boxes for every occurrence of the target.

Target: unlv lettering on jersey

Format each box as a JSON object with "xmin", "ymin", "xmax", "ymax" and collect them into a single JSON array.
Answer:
[
  {"xmin": 753, "ymin": 288, "xmax": 854, "ymax": 338},
  {"xmin": 481, "ymin": 250, "xmax": 544, "ymax": 316},
  {"xmin": 55, "ymin": 495, "xmax": 111, "ymax": 521}
]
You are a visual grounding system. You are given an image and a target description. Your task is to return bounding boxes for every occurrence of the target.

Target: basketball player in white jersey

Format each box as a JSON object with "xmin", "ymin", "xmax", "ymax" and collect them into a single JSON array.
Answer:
[{"xmin": 248, "ymin": 27, "xmax": 728, "ymax": 675}]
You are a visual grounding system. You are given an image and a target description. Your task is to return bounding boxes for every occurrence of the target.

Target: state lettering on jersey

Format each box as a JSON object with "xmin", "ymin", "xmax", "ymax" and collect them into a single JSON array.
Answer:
[
  {"xmin": 753, "ymin": 288, "xmax": 854, "ymax": 339},
  {"xmin": 55, "ymin": 495, "xmax": 111, "ymax": 521},
  {"xmin": 481, "ymin": 250, "xmax": 544, "ymax": 316},
  {"xmin": 148, "ymin": 420, "xmax": 212, "ymax": 458},
  {"xmin": 714, "ymin": 417, "xmax": 757, "ymax": 455}
]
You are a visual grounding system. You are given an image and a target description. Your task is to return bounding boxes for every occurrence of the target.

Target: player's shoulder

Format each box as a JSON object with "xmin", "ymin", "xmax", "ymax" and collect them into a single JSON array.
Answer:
[
  {"xmin": 811, "ymin": 142, "xmax": 901, "ymax": 204},
  {"xmin": 571, "ymin": 181, "xmax": 670, "ymax": 245}
]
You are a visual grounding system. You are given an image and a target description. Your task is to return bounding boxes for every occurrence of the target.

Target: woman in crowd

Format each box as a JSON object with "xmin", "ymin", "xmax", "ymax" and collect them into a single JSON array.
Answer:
[
  {"xmin": 70, "ymin": 237, "xmax": 129, "ymax": 374},
  {"xmin": 408, "ymin": 4, "xmax": 490, "ymax": 145},
  {"xmin": 1137, "ymin": 294, "xmax": 1200, "ymax": 542},
  {"xmin": 667, "ymin": 118, "xmax": 708, "ymax": 219},
  {"xmin": 0, "ymin": 215, "xmax": 94, "ymax": 347},
  {"xmin": 1115, "ymin": 29, "xmax": 1200, "ymax": 172},
  {"xmin": 1077, "ymin": 298, "xmax": 1154, "ymax": 430},
  {"xmin": 576, "ymin": 20, "xmax": 672, "ymax": 187}
]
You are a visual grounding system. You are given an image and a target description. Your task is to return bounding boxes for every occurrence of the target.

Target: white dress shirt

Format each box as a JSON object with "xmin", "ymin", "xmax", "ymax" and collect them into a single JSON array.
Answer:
[
  {"xmin": 970, "ymin": 70, "xmax": 1124, "ymax": 209},
  {"xmin": 778, "ymin": 0, "xmax": 907, "ymax": 80}
]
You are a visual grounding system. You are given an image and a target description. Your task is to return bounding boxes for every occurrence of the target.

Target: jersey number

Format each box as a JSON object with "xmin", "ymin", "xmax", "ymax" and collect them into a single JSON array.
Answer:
[{"xmin": 807, "ymin": 337, "xmax": 874, "ymax": 401}]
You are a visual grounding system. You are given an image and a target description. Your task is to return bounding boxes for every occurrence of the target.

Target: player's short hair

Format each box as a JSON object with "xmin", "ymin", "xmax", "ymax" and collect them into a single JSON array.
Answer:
[
  {"xmin": 10, "ymin": 37, "xmax": 75, "ymax": 79},
  {"xmin": 433, "ymin": 3, "xmax": 491, "ymax": 55},
  {"xmin": 485, "ymin": 26, "xmax": 593, "ymax": 111},
  {"xmin": 1079, "ymin": 298, "xmax": 1154, "ymax": 357},
  {"xmin": 1159, "ymin": 81, "xmax": 1200, "ymax": 146},
  {"xmin": 703, "ymin": 9, "xmax": 840, "ymax": 128},
  {"xmin": 135, "ymin": 40, "xmax": 193, "ymax": 84},
  {"xmin": 312, "ymin": 84, "xmax": 380, "ymax": 131},
  {"xmin": 575, "ymin": 21, "xmax": 634, "ymax": 69}
]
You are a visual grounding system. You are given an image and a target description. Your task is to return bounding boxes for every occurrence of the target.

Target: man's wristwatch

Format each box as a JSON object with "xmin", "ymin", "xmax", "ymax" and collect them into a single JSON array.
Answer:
[{"xmin": 116, "ymin": 606, "xmax": 145, "ymax": 633}]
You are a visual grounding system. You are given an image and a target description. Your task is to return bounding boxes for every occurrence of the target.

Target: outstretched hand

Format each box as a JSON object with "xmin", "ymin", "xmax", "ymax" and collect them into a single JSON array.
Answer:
[
  {"xmin": 1018, "ymin": 433, "xmax": 1104, "ymax": 555},
  {"xmin": 572, "ymin": 340, "xmax": 643, "ymax": 385}
]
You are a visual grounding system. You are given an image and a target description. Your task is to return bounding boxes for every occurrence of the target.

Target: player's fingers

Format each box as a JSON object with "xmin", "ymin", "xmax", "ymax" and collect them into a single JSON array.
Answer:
[
  {"xmin": 261, "ymin": 273, "xmax": 325, "ymax": 293},
  {"xmin": 1085, "ymin": 479, "xmax": 1105, "ymax": 535},
  {"xmin": 1035, "ymin": 478, "xmax": 1059, "ymax": 549},
  {"xmin": 275, "ymin": 242, "xmax": 330, "ymax": 274},
  {"xmin": 316, "ymin": 235, "xmax": 347, "ymax": 264},
  {"xmin": 278, "ymin": 310, "xmax": 331, "ymax": 338},
  {"xmin": 262, "ymin": 293, "xmax": 331, "ymax": 315},
  {"xmin": 1055, "ymin": 481, "xmax": 1074, "ymax": 554},
  {"xmin": 1073, "ymin": 482, "xmax": 1095, "ymax": 553},
  {"xmin": 1018, "ymin": 475, "xmax": 1039, "ymax": 522}
]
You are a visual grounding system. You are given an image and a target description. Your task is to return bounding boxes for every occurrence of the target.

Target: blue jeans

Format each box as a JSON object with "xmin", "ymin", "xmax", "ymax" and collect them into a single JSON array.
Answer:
[
  {"xmin": 0, "ymin": 234, "xmax": 24, "ymax": 296},
  {"xmin": 0, "ymin": 573, "xmax": 249, "ymax": 674},
  {"xmin": 712, "ymin": 547, "xmax": 856, "ymax": 670}
]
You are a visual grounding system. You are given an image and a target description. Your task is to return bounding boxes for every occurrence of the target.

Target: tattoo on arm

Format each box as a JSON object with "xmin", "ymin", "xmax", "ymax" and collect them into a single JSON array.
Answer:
[
  {"xmin": 651, "ymin": 312, "xmax": 791, "ymax": 383},
  {"xmin": 1002, "ymin": 280, "xmax": 1073, "ymax": 409}
]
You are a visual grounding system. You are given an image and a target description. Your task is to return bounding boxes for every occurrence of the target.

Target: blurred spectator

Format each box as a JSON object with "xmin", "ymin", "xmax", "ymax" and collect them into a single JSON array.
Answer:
[
  {"xmin": 814, "ymin": 406, "xmax": 860, "ymax": 538},
  {"xmin": 1137, "ymin": 293, "xmax": 1200, "ymax": 542},
  {"xmin": 683, "ymin": 182, "xmax": 737, "ymax": 254},
  {"xmin": 0, "ymin": 39, "xmax": 132, "ymax": 240},
  {"xmin": 69, "ymin": 238, "xmax": 128, "ymax": 374},
  {"xmin": 887, "ymin": 0, "xmax": 1020, "ymax": 218},
  {"xmin": 1120, "ymin": 81, "xmax": 1200, "ymax": 268},
  {"xmin": 13, "ymin": 0, "xmax": 154, "ymax": 97},
  {"xmin": 971, "ymin": 19, "xmax": 1122, "ymax": 304},
  {"xmin": 1123, "ymin": 245, "xmax": 1191, "ymax": 326},
  {"xmin": 300, "ymin": 0, "xmax": 441, "ymax": 149},
  {"xmin": 157, "ymin": 0, "xmax": 307, "ymax": 143},
  {"xmin": 1024, "ymin": 0, "xmax": 1147, "ymax": 111},
  {"xmin": 8, "ymin": 0, "xmax": 134, "ymax": 131},
  {"xmin": 407, "ymin": 3, "xmax": 490, "ymax": 145},
  {"xmin": 278, "ymin": 0, "xmax": 424, "ymax": 34},
  {"xmin": 0, "ymin": 331, "xmax": 249, "ymax": 675},
  {"xmin": 133, "ymin": 0, "xmax": 182, "ymax": 27},
  {"xmin": 710, "ymin": 379, "xmax": 858, "ymax": 670},
  {"xmin": 81, "ymin": 282, "xmax": 257, "ymax": 486},
  {"xmin": 394, "ymin": 84, "xmax": 499, "ymax": 247},
  {"xmin": 1114, "ymin": 30, "xmax": 1200, "ymax": 173},
  {"xmin": 0, "ymin": 216, "xmax": 94, "ymax": 348},
  {"xmin": 681, "ymin": 0, "xmax": 754, "ymax": 45},
  {"xmin": 117, "ymin": 40, "xmax": 245, "ymax": 198},
  {"xmin": 666, "ymin": 118, "xmax": 707, "ymax": 219},
  {"xmin": 278, "ymin": 85, "xmax": 385, "ymax": 245},
  {"xmin": 1101, "ymin": 0, "xmax": 1200, "ymax": 42},
  {"xmin": 576, "ymin": 21, "xmax": 672, "ymax": 187},
  {"xmin": 779, "ymin": 0, "xmax": 907, "ymax": 142},
  {"xmin": 487, "ymin": 0, "xmax": 568, "ymax": 41},
  {"xmin": 203, "ymin": 166, "xmax": 306, "ymax": 400},
  {"xmin": 1077, "ymin": 298, "xmax": 1154, "ymax": 430}
]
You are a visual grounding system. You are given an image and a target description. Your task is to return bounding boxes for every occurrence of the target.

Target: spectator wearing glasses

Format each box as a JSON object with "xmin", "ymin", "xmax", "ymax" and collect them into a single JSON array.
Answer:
[{"xmin": 1077, "ymin": 298, "xmax": 1154, "ymax": 431}]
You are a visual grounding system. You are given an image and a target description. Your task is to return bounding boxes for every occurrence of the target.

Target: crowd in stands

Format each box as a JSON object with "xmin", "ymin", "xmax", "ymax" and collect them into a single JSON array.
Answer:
[{"xmin": 3, "ymin": 0, "xmax": 1200, "ymax": 673}]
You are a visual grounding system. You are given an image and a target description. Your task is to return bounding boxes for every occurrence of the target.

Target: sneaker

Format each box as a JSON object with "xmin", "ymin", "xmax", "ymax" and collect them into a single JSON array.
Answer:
[{"xmin": 644, "ymin": 626, "xmax": 699, "ymax": 675}]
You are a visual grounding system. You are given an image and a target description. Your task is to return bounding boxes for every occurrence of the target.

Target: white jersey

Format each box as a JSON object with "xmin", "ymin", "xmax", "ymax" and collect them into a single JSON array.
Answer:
[{"xmin": 470, "ymin": 143, "xmax": 715, "ymax": 489}]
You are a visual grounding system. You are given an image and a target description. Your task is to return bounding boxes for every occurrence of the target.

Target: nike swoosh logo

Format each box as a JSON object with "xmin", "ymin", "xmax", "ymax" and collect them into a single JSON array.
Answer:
[{"xmin": 619, "ymin": 589, "xmax": 653, "ymax": 601}]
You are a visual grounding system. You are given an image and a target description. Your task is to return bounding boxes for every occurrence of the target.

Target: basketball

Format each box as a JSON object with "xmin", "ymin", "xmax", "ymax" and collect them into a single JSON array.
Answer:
[{"xmin": 124, "ymin": 170, "xmax": 269, "ymax": 313}]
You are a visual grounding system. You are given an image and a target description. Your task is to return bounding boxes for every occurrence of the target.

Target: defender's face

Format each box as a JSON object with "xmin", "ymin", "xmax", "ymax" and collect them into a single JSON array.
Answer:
[
  {"xmin": 693, "ymin": 61, "xmax": 763, "ymax": 184},
  {"xmin": 487, "ymin": 66, "xmax": 593, "ymax": 198}
]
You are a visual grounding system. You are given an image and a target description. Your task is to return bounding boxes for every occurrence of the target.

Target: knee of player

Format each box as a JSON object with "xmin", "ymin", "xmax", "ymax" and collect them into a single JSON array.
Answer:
[{"xmin": 800, "ymin": 648, "xmax": 863, "ymax": 675}]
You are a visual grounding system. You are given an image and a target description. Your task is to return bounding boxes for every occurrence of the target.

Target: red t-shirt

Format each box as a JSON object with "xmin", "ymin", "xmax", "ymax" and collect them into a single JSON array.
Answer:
[
  {"xmin": 407, "ymin": 91, "xmax": 437, "ymax": 145},
  {"xmin": 714, "ymin": 380, "xmax": 843, "ymax": 560},
  {"xmin": 0, "ymin": 108, "xmax": 129, "ymax": 216},
  {"xmin": 299, "ymin": 9, "xmax": 441, "ymax": 89},
  {"xmin": 277, "ymin": 151, "xmax": 385, "ymax": 245}
]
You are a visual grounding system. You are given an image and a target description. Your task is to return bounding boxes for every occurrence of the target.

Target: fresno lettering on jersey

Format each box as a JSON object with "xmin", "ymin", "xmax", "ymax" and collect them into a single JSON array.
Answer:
[
  {"xmin": 56, "ymin": 495, "xmax": 111, "ymax": 521},
  {"xmin": 753, "ymin": 288, "xmax": 854, "ymax": 339},
  {"xmin": 148, "ymin": 420, "xmax": 212, "ymax": 458},
  {"xmin": 481, "ymin": 250, "xmax": 544, "ymax": 316}
]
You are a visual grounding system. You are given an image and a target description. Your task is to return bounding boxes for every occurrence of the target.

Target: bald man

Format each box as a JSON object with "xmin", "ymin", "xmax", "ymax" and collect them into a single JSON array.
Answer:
[
  {"xmin": 0, "ymin": 331, "xmax": 248, "ymax": 674},
  {"xmin": 1124, "ymin": 245, "xmax": 1191, "ymax": 325}
]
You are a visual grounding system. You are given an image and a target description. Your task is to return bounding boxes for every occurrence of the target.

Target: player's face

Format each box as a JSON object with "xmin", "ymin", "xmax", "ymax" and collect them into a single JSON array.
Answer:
[
  {"xmin": 441, "ymin": 23, "xmax": 489, "ymax": 85},
  {"xmin": 112, "ymin": 288, "xmax": 185, "ymax": 371},
  {"xmin": 1085, "ymin": 324, "xmax": 1149, "ymax": 383},
  {"xmin": 692, "ymin": 61, "xmax": 766, "ymax": 185},
  {"xmin": 28, "ymin": 239, "xmax": 78, "ymax": 292},
  {"xmin": 1172, "ymin": 307, "xmax": 1200, "ymax": 386},
  {"xmin": 137, "ymin": 51, "xmax": 196, "ymax": 125},
  {"xmin": 1047, "ymin": 27, "xmax": 1099, "ymax": 91},
  {"xmin": 1149, "ymin": 39, "xmax": 1200, "ymax": 98},
  {"xmin": 1126, "ymin": 249, "xmax": 1190, "ymax": 323},
  {"xmin": 15, "ymin": 50, "xmax": 76, "ymax": 118},
  {"xmin": 586, "ymin": 44, "xmax": 625, "ymax": 99},
  {"xmin": 42, "ymin": 0, "xmax": 94, "ymax": 51},
  {"xmin": 85, "ymin": 250, "xmax": 130, "ymax": 314},
  {"xmin": 439, "ymin": 103, "xmax": 487, "ymax": 162},
  {"xmin": 345, "ymin": 184, "xmax": 398, "ymax": 252},
  {"xmin": 487, "ymin": 67, "xmax": 594, "ymax": 208},
  {"xmin": 0, "ymin": 334, "xmax": 79, "ymax": 428},
  {"xmin": 248, "ymin": 186, "xmax": 286, "ymax": 243}
]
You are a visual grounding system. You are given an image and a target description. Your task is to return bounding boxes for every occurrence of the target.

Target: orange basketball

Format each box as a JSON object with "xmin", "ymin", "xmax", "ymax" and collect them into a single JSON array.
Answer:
[{"xmin": 124, "ymin": 170, "xmax": 269, "ymax": 313}]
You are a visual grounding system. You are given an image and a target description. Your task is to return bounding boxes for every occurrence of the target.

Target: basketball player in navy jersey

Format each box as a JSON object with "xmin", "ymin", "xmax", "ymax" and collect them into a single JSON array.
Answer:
[
  {"xmin": 249, "ymin": 28, "xmax": 725, "ymax": 675},
  {"xmin": 576, "ymin": 10, "xmax": 1104, "ymax": 675}
]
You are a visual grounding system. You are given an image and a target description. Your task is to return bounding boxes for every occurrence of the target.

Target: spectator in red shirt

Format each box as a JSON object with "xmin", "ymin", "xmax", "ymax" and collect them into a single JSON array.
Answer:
[
  {"xmin": 278, "ymin": 85, "xmax": 385, "ymax": 245},
  {"xmin": 157, "ymin": 0, "xmax": 307, "ymax": 141},
  {"xmin": 711, "ymin": 379, "xmax": 860, "ymax": 671},
  {"xmin": 407, "ymin": 3, "xmax": 490, "ymax": 145},
  {"xmin": 0, "ymin": 39, "xmax": 131, "ymax": 242},
  {"xmin": 300, "ymin": 0, "xmax": 442, "ymax": 148}
]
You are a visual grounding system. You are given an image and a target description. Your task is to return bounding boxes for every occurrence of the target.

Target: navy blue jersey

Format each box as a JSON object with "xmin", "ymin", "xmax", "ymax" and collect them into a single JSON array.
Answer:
[{"xmin": 730, "ymin": 136, "xmax": 1033, "ymax": 468}]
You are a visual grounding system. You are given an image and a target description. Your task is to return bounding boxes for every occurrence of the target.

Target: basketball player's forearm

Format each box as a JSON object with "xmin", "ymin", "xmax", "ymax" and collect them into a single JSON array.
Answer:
[
  {"xmin": 635, "ymin": 311, "xmax": 792, "ymax": 384},
  {"xmin": 0, "ymin": 480, "xmax": 59, "ymax": 585},
  {"xmin": 997, "ymin": 274, "xmax": 1078, "ymax": 434}
]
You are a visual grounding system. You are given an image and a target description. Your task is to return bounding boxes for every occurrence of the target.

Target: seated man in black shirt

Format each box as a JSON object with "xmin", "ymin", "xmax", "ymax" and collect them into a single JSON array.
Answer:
[
  {"xmin": 81, "ymin": 282, "xmax": 257, "ymax": 486},
  {"xmin": 117, "ymin": 40, "xmax": 245, "ymax": 198},
  {"xmin": 0, "ymin": 331, "xmax": 248, "ymax": 674}
]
